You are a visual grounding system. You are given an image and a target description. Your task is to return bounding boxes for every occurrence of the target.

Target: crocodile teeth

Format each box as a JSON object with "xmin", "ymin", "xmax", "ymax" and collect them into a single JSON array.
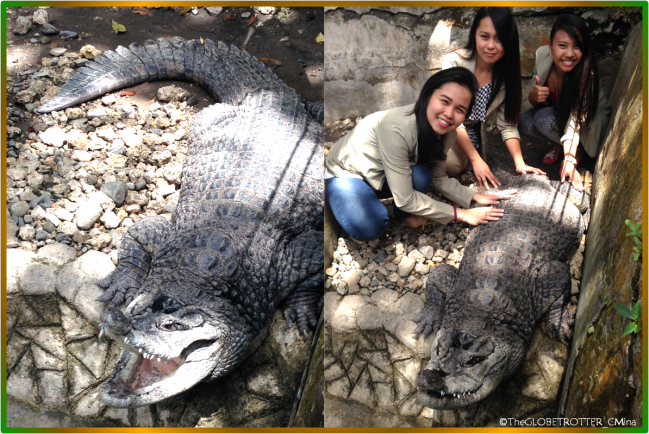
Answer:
[
  {"xmin": 441, "ymin": 391, "xmax": 444, "ymax": 396},
  {"xmin": 138, "ymin": 348, "xmax": 143, "ymax": 353},
  {"xmin": 99, "ymin": 328, "xmax": 105, "ymax": 339},
  {"xmin": 157, "ymin": 357, "xmax": 161, "ymax": 362}
]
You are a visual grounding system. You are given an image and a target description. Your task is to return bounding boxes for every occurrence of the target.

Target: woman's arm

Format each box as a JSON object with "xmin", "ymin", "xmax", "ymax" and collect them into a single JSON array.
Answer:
[
  {"xmin": 559, "ymin": 138, "xmax": 583, "ymax": 191},
  {"xmin": 455, "ymin": 127, "xmax": 500, "ymax": 190},
  {"xmin": 503, "ymin": 137, "xmax": 546, "ymax": 175}
]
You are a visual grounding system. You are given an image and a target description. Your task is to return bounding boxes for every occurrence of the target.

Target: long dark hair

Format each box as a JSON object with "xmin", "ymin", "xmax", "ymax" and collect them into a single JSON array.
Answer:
[
  {"xmin": 411, "ymin": 67, "xmax": 478, "ymax": 164},
  {"xmin": 460, "ymin": 7, "xmax": 522, "ymax": 125},
  {"xmin": 551, "ymin": 14, "xmax": 599, "ymax": 134}
]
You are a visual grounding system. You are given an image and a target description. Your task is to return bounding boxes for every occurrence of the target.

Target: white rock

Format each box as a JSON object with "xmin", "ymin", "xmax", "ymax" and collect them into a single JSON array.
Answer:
[
  {"xmin": 71, "ymin": 150, "xmax": 92, "ymax": 162},
  {"xmin": 100, "ymin": 210, "xmax": 121, "ymax": 229},
  {"xmin": 19, "ymin": 225, "xmax": 36, "ymax": 241},
  {"xmin": 330, "ymin": 295, "xmax": 369, "ymax": 334},
  {"xmin": 75, "ymin": 201, "xmax": 103, "ymax": 230},
  {"xmin": 20, "ymin": 263, "xmax": 57, "ymax": 294},
  {"xmin": 53, "ymin": 207, "xmax": 74, "ymax": 221},
  {"xmin": 7, "ymin": 249, "xmax": 37, "ymax": 294},
  {"xmin": 39, "ymin": 126, "xmax": 67, "ymax": 147}
]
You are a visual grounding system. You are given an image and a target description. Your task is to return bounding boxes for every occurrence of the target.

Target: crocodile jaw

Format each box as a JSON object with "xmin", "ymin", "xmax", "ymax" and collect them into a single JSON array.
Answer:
[
  {"xmin": 416, "ymin": 331, "xmax": 512, "ymax": 410},
  {"xmin": 416, "ymin": 365, "xmax": 507, "ymax": 410},
  {"xmin": 101, "ymin": 337, "xmax": 221, "ymax": 408}
]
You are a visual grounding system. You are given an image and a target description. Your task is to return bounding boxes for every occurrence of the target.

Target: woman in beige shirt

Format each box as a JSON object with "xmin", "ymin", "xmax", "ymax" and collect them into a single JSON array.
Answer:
[
  {"xmin": 442, "ymin": 7, "xmax": 546, "ymax": 190},
  {"xmin": 326, "ymin": 67, "xmax": 516, "ymax": 241},
  {"xmin": 520, "ymin": 14, "xmax": 612, "ymax": 192}
]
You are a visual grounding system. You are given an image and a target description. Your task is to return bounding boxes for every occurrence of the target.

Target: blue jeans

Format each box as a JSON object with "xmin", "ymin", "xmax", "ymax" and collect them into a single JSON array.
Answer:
[{"xmin": 326, "ymin": 164, "xmax": 432, "ymax": 241}]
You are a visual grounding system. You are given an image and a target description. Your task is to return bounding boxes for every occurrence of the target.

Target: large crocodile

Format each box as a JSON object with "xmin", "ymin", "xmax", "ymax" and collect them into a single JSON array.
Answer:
[
  {"xmin": 37, "ymin": 37, "xmax": 324, "ymax": 407},
  {"xmin": 414, "ymin": 157, "xmax": 588, "ymax": 410}
]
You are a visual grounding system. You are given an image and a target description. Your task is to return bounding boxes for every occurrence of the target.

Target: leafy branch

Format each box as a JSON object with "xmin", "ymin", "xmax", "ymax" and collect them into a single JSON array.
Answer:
[
  {"xmin": 625, "ymin": 220, "xmax": 642, "ymax": 261},
  {"xmin": 614, "ymin": 301, "xmax": 642, "ymax": 336}
]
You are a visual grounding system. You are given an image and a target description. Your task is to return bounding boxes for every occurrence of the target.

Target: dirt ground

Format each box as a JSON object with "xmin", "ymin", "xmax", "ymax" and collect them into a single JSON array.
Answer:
[{"xmin": 5, "ymin": 6, "xmax": 324, "ymax": 112}]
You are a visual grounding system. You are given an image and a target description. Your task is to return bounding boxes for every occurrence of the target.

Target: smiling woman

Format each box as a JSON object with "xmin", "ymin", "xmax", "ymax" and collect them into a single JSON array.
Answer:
[
  {"xmin": 519, "ymin": 14, "xmax": 612, "ymax": 192},
  {"xmin": 325, "ymin": 67, "xmax": 520, "ymax": 241},
  {"xmin": 442, "ymin": 7, "xmax": 546, "ymax": 191}
]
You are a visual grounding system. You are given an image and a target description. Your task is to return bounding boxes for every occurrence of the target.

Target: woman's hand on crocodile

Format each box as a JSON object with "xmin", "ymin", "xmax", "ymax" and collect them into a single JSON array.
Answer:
[
  {"xmin": 472, "ymin": 189, "xmax": 517, "ymax": 206},
  {"xmin": 457, "ymin": 206, "xmax": 505, "ymax": 225},
  {"xmin": 472, "ymin": 157, "xmax": 500, "ymax": 190}
]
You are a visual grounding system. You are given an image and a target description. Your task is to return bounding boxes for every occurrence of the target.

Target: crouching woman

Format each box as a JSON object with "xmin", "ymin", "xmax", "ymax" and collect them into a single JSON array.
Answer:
[{"xmin": 325, "ymin": 67, "xmax": 516, "ymax": 242}]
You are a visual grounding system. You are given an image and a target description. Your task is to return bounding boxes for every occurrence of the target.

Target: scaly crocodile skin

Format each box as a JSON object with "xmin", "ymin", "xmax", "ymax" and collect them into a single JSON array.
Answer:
[
  {"xmin": 38, "ymin": 37, "xmax": 324, "ymax": 408},
  {"xmin": 415, "ymin": 149, "xmax": 587, "ymax": 410}
]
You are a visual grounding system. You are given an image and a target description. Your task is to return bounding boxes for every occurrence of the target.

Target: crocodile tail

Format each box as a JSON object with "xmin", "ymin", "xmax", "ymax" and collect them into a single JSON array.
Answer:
[{"xmin": 37, "ymin": 36, "xmax": 287, "ymax": 113}]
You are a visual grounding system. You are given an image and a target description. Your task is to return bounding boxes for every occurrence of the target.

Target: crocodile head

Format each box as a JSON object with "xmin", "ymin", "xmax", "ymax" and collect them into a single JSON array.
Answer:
[
  {"xmin": 417, "ymin": 285, "xmax": 528, "ymax": 409},
  {"xmin": 99, "ymin": 291, "xmax": 250, "ymax": 407}
]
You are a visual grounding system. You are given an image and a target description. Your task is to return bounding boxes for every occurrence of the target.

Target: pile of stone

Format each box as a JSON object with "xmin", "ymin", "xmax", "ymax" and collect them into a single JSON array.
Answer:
[{"xmin": 6, "ymin": 45, "xmax": 199, "ymax": 267}]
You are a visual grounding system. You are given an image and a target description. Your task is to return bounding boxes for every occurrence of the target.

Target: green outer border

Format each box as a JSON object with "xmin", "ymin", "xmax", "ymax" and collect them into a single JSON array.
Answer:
[{"xmin": 1, "ymin": 2, "xmax": 647, "ymax": 433}]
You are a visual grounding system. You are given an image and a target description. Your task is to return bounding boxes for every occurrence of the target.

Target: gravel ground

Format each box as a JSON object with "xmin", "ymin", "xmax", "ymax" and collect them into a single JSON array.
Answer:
[{"xmin": 6, "ymin": 5, "xmax": 324, "ymax": 263}]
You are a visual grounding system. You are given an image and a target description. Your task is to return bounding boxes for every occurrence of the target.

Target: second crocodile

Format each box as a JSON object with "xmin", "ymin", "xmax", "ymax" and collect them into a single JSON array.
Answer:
[{"xmin": 414, "ymin": 165, "xmax": 588, "ymax": 410}]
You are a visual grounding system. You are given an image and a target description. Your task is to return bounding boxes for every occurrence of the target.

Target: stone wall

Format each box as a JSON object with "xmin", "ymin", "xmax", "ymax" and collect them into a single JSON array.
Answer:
[
  {"xmin": 559, "ymin": 22, "xmax": 643, "ymax": 425},
  {"xmin": 324, "ymin": 6, "xmax": 641, "ymax": 122}
]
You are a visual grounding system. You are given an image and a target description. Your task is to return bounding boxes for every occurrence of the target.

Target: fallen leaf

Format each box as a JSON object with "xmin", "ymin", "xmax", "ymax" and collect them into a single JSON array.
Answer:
[
  {"xmin": 132, "ymin": 7, "xmax": 152, "ymax": 16},
  {"xmin": 120, "ymin": 90, "xmax": 136, "ymax": 96},
  {"xmin": 112, "ymin": 20, "xmax": 126, "ymax": 33},
  {"xmin": 279, "ymin": 37, "xmax": 289, "ymax": 42},
  {"xmin": 225, "ymin": 14, "xmax": 236, "ymax": 20},
  {"xmin": 315, "ymin": 33, "xmax": 324, "ymax": 44},
  {"xmin": 200, "ymin": 36, "xmax": 204, "ymax": 44},
  {"xmin": 257, "ymin": 57, "xmax": 283, "ymax": 68},
  {"xmin": 179, "ymin": 7, "xmax": 192, "ymax": 15},
  {"xmin": 248, "ymin": 15, "xmax": 256, "ymax": 25}
]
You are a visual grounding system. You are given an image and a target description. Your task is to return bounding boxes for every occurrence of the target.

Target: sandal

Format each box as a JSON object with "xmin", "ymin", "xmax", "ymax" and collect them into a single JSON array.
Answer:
[
  {"xmin": 404, "ymin": 217, "xmax": 435, "ymax": 234},
  {"xmin": 543, "ymin": 149, "xmax": 559, "ymax": 165}
]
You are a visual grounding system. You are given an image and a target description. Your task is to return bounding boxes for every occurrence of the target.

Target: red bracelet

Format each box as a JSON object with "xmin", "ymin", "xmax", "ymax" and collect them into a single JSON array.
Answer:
[{"xmin": 453, "ymin": 205, "xmax": 457, "ymax": 222}]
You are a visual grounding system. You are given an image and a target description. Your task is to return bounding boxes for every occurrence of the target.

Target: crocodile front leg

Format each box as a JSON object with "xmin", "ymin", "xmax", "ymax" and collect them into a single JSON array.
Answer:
[
  {"xmin": 413, "ymin": 263, "xmax": 455, "ymax": 337},
  {"xmin": 277, "ymin": 230, "xmax": 324, "ymax": 335},
  {"xmin": 533, "ymin": 260, "xmax": 572, "ymax": 343},
  {"xmin": 97, "ymin": 215, "xmax": 173, "ymax": 306}
]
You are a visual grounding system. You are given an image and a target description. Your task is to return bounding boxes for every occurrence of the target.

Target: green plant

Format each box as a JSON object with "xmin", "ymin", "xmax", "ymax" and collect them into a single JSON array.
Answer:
[
  {"xmin": 277, "ymin": 8, "xmax": 291, "ymax": 19},
  {"xmin": 614, "ymin": 301, "xmax": 642, "ymax": 336},
  {"xmin": 625, "ymin": 219, "xmax": 642, "ymax": 261}
]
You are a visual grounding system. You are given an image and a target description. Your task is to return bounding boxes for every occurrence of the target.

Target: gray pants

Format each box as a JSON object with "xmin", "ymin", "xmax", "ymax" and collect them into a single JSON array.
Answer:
[{"xmin": 519, "ymin": 107, "xmax": 562, "ymax": 144}]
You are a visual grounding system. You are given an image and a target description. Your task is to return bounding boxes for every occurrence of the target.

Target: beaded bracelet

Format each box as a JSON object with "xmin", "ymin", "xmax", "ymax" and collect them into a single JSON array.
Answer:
[{"xmin": 453, "ymin": 205, "xmax": 457, "ymax": 222}]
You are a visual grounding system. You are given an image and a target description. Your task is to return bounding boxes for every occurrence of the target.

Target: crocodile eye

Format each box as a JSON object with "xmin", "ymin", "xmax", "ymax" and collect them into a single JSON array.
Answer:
[{"xmin": 465, "ymin": 355, "xmax": 487, "ymax": 367}]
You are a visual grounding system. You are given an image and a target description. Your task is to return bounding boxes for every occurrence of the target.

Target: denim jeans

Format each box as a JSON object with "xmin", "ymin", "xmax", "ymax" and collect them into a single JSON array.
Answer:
[{"xmin": 325, "ymin": 164, "xmax": 432, "ymax": 241}]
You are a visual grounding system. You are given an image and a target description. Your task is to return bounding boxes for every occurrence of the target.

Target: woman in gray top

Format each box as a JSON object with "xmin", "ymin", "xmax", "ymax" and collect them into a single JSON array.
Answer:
[{"xmin": 326, "ymin": 67, "xmax": 517, "ymax": 241}]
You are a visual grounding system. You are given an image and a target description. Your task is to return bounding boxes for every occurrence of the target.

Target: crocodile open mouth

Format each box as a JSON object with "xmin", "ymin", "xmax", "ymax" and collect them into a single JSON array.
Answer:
[
  {"xmin": 424, "ymin": 386, "xmax": 481, "ymax": 400},
  {"xmin": 101, "ymin": 332, "xmax": 215, "ymax": 406},
  {"xmin": 417, "ymin": 383, "xmax": 485, "ymax": 410}
]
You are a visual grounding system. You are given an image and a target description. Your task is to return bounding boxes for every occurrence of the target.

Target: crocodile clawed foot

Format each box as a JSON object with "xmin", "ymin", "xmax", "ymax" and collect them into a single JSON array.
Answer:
[
  {"xmin": 284, "ymin": 304, "xmax": 317, "ymax": 337},
  {"xmin": 96, "ymin": 271, "xmax": 138, "ymax": 307},
  {"xmin": 546, "ymin": 303, "xmax": 575, "ymax": 344},
  {"xmin": 412, "ymin": 310, "xmax": 442, "ymax": 338}
]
